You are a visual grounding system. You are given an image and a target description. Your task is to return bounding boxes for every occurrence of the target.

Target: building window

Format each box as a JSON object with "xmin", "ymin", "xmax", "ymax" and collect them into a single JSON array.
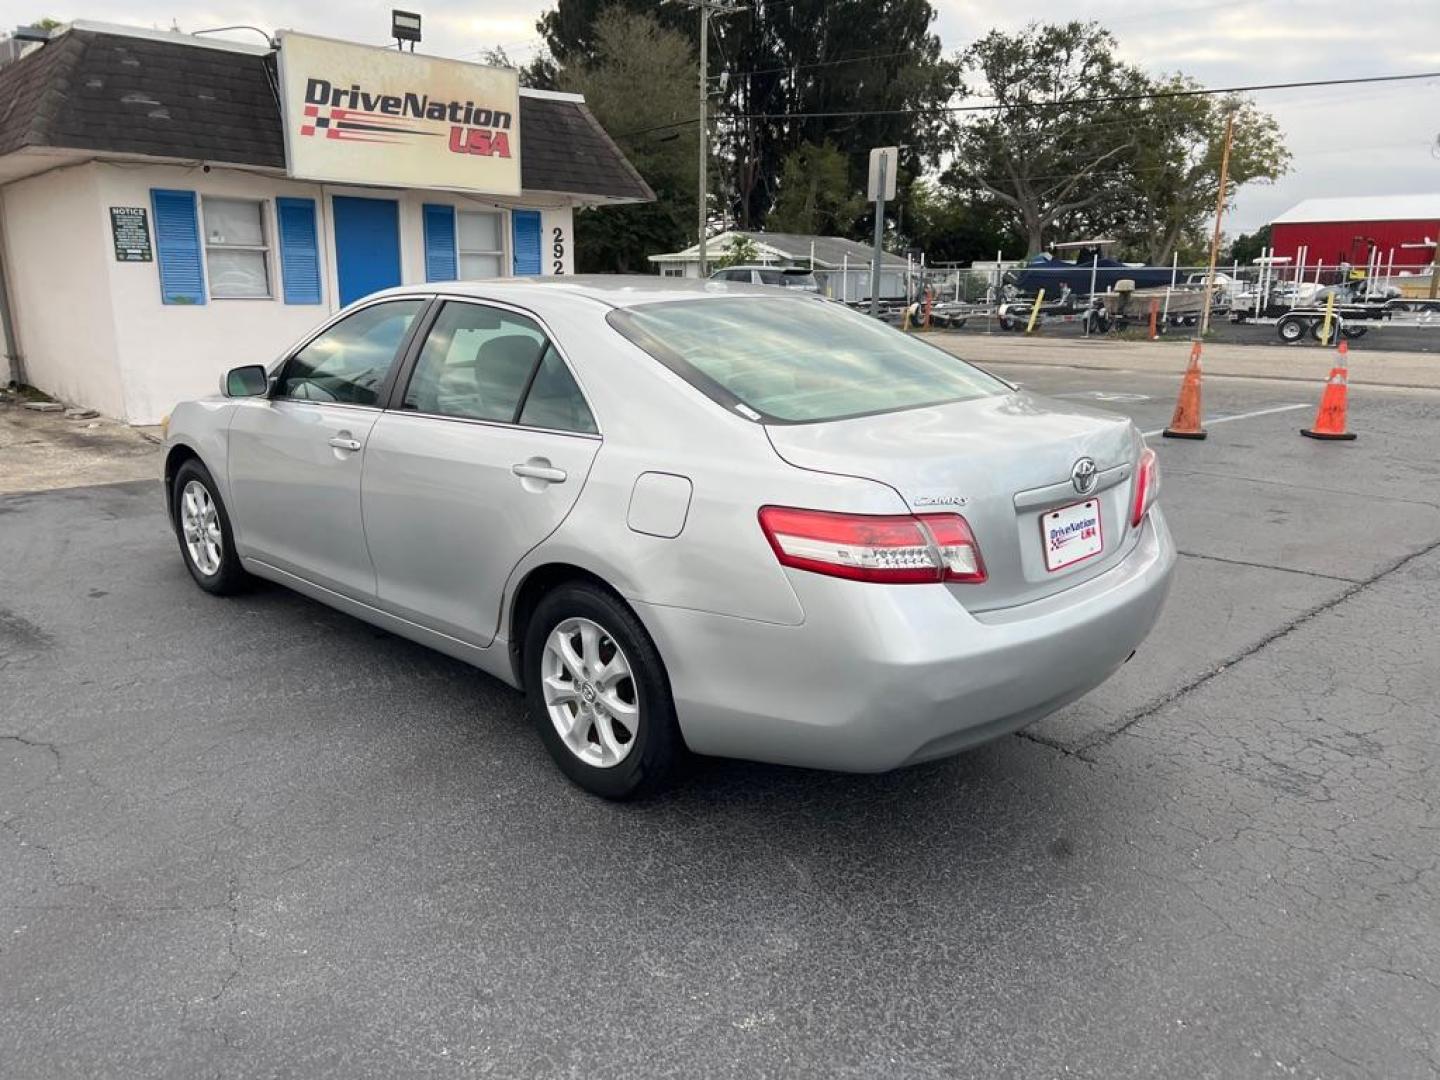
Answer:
[
  {"xmin": 457, "ymin": 210, "xmax": 505, "ymax": 278},
  {"xmin": 660, "ymin": 265, "xmax": 684, "ymax": 278},
  {"xmin": 202, "ymin": 197, "xmax": 271, "ymax": 299}
]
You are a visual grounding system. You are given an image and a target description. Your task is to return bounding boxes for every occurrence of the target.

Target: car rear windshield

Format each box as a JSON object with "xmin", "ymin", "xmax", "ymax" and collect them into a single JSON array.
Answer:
[{"xmin": 607, "ymin": 297, "xmax": 1007, "ymax": 423}]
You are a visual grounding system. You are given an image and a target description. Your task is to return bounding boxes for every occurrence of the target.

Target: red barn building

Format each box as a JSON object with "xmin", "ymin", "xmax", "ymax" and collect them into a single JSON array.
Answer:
[{"xmin": 1270, "ymin": 194, "xmax": 1440, "ymax": 270}]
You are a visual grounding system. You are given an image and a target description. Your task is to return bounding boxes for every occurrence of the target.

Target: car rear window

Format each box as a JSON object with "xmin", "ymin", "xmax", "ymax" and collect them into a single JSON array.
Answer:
[{"xmin": 607, "ymin": 297, "xmax": 1007, "ymax": 423}]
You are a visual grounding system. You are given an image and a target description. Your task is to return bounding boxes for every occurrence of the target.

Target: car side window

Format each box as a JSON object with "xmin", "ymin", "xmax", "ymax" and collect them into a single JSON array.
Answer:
[
  {"xmin": 517, "ymin": 344, "xmax": 598, "ymax": 434},
  {"xmin": 275, "ymin": 299, "xmax": 424, "ymax": 406},
  {"xmin": 403, "ymin": 302, "xmax": 547, "ymax": 422},
  {"xmin": 757, "ymin": 269, "xmax": 786, "ymax": 286}
]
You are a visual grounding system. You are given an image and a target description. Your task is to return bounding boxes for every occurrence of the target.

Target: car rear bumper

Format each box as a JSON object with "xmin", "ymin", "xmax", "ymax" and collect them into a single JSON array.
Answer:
[{"xmin": 635, "ymin": 508, "xmax": 1176, "ymax": 772}]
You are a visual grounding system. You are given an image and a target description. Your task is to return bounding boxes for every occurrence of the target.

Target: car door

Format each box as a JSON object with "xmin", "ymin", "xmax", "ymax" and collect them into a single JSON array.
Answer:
[
  {"xmin": 227, "ymin": 297, "xmax": 429, "ymax": 598},
  {"xmin": 362, "ymin": 299, "xmax": 601, "ymax": 646}
]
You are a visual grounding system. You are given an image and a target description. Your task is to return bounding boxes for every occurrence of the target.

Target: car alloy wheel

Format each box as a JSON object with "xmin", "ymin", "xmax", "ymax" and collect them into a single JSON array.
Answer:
[
  {"xmin": 180, "ymin": 479, "xmax": 224, "ymax": 576},
  {"xmin": 540, "ymin": 617, "xmax": 640, "ymax": 768}
]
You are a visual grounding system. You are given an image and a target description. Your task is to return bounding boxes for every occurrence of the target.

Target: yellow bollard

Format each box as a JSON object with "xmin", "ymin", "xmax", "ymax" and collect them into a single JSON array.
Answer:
[
  {"xmin": 1025, "ymin": 289, "xmax": 1046, "ymax": 334},
  {"xmin": 1318, "ymin": 291, "xmax": 1335, "ymax": 345}
]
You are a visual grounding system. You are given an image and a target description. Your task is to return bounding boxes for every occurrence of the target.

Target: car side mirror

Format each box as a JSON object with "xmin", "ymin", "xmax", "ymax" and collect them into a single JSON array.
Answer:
[{"xmin": 223, "ymin": 364, "xmax": 269, "ymax": 398}]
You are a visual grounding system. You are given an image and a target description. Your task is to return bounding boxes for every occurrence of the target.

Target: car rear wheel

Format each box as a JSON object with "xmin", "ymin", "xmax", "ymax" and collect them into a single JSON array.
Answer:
[
  {"xmin": 523, "ymin": 582, "xmax": 681, "ymax": 799},
  {"xmin": 171, "ymin": 459, "xmax": 249, "ymax": 595}
]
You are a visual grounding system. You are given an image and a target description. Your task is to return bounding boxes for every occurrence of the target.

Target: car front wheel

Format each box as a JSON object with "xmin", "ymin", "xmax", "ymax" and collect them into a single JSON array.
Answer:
[
  {"xmin": 523, "ymin": 582, "xmax": 681, "ymax": 799},
  {"xmin": 171, "ymin": 459, "xmax": 249, "ymax": 595}
]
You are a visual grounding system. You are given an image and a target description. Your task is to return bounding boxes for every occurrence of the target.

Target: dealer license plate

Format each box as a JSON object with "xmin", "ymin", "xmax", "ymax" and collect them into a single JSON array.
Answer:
[{"xmin": 1042, "ymin": 499, "xmax": 1104, "ymax": 572}]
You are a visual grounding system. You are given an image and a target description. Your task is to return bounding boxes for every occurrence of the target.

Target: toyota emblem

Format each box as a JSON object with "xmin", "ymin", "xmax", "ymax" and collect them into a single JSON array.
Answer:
[{"xmin": 1071, "ymin": 457, "xmax": 1098, "ymax": 495}]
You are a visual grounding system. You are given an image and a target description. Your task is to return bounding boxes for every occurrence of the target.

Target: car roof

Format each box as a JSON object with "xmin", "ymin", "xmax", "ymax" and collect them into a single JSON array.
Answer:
[
  {"xmin": 361, "ymin": 274, "xmax": 813, "ymax": 310},
  {"xmin": 712, "ymin": 265, "xmax": 816, "ymax": 273}
]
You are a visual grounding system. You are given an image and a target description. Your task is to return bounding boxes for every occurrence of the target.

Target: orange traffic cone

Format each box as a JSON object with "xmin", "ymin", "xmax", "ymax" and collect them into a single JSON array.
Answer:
[
  {"xmin": 1162, "ymin": 340, "xmax": 1208, "ymax": 440},
  {"xmin": 1301, "ymin": 339, "xmax": 1357, "ymax": 441}
]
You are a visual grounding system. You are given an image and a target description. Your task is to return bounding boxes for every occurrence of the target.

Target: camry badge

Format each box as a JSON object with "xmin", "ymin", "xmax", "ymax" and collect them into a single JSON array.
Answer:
[
  {"xmin": 912, "ymin": 493, "xmax": 968, "ymax": 508},
  {"xmin": 1071, "ymin": 457, "xmax": 1098, "ymax": 495}
]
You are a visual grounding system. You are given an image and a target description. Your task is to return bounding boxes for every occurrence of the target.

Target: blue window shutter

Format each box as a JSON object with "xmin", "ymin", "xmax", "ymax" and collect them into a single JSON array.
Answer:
[
  {"xmin": 423, "ymin": 204, "xmax": 457, "ymax": 281},
  {"xmin": 150, "ymin": 189, "xmax": 205, "ymax": 305},
  {"xmin": 275, "ymin": 197, "xmax": 322, "ymax": 304},
  {"xmin": 512, "ymin": 210, "xmax": 541, "ymax": 276}
]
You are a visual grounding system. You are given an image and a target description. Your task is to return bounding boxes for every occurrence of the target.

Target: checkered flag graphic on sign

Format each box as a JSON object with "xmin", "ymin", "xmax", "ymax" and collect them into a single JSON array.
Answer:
[{"xmin": 298, "ymin": 105, "xmax": 333, "ymax": 138}]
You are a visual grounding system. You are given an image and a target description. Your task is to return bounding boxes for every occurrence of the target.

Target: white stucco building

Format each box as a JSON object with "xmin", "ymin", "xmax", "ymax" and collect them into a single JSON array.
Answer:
[{"xmin": 0, "ymin": 23, "xmax": 652, "ymax": 423}]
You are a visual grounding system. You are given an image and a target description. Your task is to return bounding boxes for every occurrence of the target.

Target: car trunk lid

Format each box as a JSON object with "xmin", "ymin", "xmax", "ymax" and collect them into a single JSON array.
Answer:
[{"xmin": 764, "ymin": 391, "xmax": 1142, "ymax": 611}]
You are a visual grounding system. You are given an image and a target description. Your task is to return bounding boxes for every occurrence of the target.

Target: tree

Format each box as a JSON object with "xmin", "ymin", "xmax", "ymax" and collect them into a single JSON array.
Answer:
[
  {"xmin": 716, "ymin": 0, "xmax": 956, "ymax": 231},
  {"xmin": 948, "ymin": 22, "xmax": 1147, "ymax": 255},
  {"xmin": 713, "ymin": 235, "xmax": 760, "ymax": 268},
  {"xmin": 766, "ymin": 141, "xmax": 864, "ymax": 236},
  {"xmin": 902, "ymin": 180, "xmax": 1024, "ymax": 264},
  {"xmin": 1112, "ymin": 82, "xmax": 1288, "ymax": 264},
  {"xmin": 1228, "ymin": 224, "xmax": 1272, "ymax": 266},
  {"xmin": 553, "ymin": 9, "xmax": 699, "ymax": 272},
  {"xmin": 536, "ymin": 0, "xmax": 956, "ymax": 235}
]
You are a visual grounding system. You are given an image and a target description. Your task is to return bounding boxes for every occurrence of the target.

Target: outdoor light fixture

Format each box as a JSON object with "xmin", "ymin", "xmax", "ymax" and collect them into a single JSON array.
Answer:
[{"xmin": 391, "ymin": 9, "xmax": 421, "ymax": 49}]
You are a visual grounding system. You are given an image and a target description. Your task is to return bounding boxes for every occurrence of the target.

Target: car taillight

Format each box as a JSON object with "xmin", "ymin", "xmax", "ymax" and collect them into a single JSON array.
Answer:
[
  {"xmin": 1131, "ymin": 447, "xmax": 1159, "ymax": 527},
  {"xmin": 757, "ymin": 506, "xmax": 986, "ymax": 584}
]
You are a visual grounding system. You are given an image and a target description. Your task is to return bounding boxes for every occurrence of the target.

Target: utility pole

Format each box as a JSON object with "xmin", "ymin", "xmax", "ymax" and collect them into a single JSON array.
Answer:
[
  {"xmin": 1198, "ymin": 111, "xmax": 1236, "ymax": 338},
  {"xmin": 672, "ymin": 0, "xmax": 741, "ymax": 278}
]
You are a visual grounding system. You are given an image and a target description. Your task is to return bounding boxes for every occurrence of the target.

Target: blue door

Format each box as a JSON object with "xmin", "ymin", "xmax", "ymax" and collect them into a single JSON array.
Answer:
[{"xmin": 333, "ymin": 196, "xmax": 401, "ymax": 307}]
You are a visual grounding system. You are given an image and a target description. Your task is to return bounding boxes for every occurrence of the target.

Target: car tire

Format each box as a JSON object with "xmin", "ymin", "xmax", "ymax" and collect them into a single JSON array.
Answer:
[
  {"xmin": 523, "ymin": 582, "xmax": 682, "ymax": 800},
  {"xmin": 171, "ymin": 459, "xmax": 249, "ymax": 595},
  {"xmin": 1277, "ymin": 315, "xmax": 1305, "ymax": 343}
]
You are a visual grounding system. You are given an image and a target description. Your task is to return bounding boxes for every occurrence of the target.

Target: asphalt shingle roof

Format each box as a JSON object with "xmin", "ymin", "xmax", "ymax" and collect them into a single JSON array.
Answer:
[{"xmin": 0, "ymin": 27, "xmax": 653, "ymax": 203}]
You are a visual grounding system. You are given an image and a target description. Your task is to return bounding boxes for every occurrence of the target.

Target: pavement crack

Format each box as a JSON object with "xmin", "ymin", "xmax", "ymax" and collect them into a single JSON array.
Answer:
[
  {"xmin": 0, "ymin": 732, "xmax": 63, "ymax": 773},
  {"xmin": 1014, "ymin": 728, "xmax": 1088, "ymax": 759},
  {"xmin": 210, "ymin": 870, "xmax": 243, "ymax": 1006},
  {"xmin": 1375, "ymin": 967, "xmax": 1440, "ymax": 996},
  {"xmin": 1176, "ymin": 549, "xmax": 1360, "ymax": 583},
  {"xmin": 1081, "ymin": 532, "xmax": 1440, "ymax": 754},
  {"xmin": 0, "ymin": 816, "xmax": 104, "ymax": 898}
]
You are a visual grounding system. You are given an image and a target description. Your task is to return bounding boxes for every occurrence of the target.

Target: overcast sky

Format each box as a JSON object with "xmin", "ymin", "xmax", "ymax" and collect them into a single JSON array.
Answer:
[{"xmin": 22, "ymin": 0, "xmax": 1440, "ymax": 238}]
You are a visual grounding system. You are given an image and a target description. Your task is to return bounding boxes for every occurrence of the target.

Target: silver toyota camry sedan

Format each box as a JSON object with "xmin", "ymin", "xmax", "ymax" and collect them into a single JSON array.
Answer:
[{"xmin": 163, "ymin": 277, "xmax": 1174, "ymax": 798}]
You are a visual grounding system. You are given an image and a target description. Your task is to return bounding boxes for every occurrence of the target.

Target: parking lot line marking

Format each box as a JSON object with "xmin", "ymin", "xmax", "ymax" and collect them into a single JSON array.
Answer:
[{"xmin": 1142, "ymin": 403, "xmax": 1309, "ymax": 438}]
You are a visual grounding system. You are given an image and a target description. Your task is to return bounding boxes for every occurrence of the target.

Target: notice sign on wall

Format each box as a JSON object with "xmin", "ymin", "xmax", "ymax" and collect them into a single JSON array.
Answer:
[
  {"xmin": 110, "ymin": 207, "xmax": 152, "ymax": 262},
  {"xmin": 277, "ymin": 31, "xmax": 521, "ymax": 196}
]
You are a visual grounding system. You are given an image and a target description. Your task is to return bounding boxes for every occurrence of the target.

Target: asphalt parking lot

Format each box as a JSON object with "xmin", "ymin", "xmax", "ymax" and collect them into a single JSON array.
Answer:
[{"xmin": 2, "ymin": 355, "xmax": 1438, "ymax": 1078}]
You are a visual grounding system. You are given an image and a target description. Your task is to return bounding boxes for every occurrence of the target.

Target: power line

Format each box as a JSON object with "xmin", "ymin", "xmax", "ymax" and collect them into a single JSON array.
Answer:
[
  {"xmin": 613, "ymin": 68, "xmax": 1440, "ymax": 139},
  {"xmin": 724, "ymin": 46, "xmax": 925, "ymax": 80}
]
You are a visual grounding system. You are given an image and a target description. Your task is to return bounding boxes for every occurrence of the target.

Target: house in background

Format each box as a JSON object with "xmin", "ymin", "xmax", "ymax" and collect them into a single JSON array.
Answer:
[
  {"xmin": 0, "ymin": 22, "xmax": 652, "ymax": 422},
  {"xmin": 648, "ymin": 231, "xmax": 910, "ymax": 302}
]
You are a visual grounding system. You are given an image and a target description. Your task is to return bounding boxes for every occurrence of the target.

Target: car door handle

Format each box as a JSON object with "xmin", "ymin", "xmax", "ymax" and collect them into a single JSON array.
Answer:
[
  {"xmin": 328, "ymin": 435, "xmax": 363, "ymax": 452},
  {"xmin": 512, "ymin": 461, "xmax": 567, "ymax": 484}
]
